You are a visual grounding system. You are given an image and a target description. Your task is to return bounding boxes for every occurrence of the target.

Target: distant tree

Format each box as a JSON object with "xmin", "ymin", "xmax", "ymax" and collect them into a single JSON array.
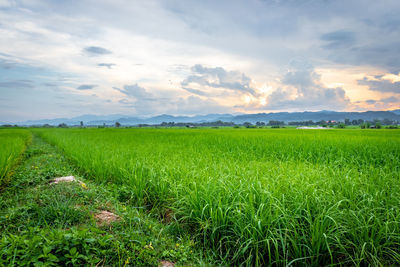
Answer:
[
  {"xmin": 361, "ymin": 122, "xmax": 371, "ymax": 129},
  {"xmin": 268, "ymin": 120, "xmax": 285, "ymax": 126},
  {"xmin": 344, "ymin": 118, "xmax": 350, "ymax": 125},
  {"xmin": 337, "ymin": 123, "xmax": 346, "ymax": 128},
  {"xmin": 115, "ymin": 122, "xmax": 121, "ymax": 128},
  {"xmin": 382, "ymin": 118, "xmax": 393, "ymax": 125},
  {"xmin": 243, "ymin": 122, "xmax": 252, "ymax": 128},
  {"xmin": 351, "ymin": 119, "xmax": 358, "ymax": 125},
  {"xmin": 80, "ymin": 121, "xmax": 84, "ymax": 127},
  {"xmin": 375, "ymin": 122, "xmax": 382, "ymax": 129},
  {"xmin": 256, "ymin": 121, "xmax": 265, "ymax": 126},
  {"xmin": 58, "ymin": 123, "xmax": 68, "ymax": 128}
]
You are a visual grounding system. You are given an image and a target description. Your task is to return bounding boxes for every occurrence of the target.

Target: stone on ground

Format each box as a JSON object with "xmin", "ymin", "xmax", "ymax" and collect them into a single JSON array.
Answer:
[{"xmin": 50, "ymin": 176, "xmax": 76, "ymax": 184}]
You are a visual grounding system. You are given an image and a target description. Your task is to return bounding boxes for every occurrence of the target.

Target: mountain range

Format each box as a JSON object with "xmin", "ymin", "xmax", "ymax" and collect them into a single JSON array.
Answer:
[{"xmin": 9, "ymin": 109, "xmax": 400, "ymax": 126}]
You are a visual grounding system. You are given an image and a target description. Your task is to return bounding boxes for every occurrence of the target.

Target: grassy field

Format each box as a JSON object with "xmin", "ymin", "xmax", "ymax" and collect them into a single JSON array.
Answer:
[
  {"xmin": 31, "ymin": 127, "xmax": 400, "ymax": 266},
  {"xmin": 0, "ymin": 135, "xmax": 205, "ymax": 266},
  {"xmin": 0, "ymin": 129, "xmax": 31, "ymax": 189}
]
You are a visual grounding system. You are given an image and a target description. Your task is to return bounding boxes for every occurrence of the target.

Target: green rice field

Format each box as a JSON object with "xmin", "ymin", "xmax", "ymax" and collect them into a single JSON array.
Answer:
[
  {"xmin": 0, "ymin": 129, "xmax": 31, "ymax": 188},
  {"xmin": 31, "ymin": 128, "xmax": 400, "ymax": 266}
]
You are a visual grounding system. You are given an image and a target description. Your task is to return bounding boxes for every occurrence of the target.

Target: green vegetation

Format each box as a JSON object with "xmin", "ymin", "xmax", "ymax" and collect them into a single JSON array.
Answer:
[
  {"xmin": 30, "ymin": 128, "xmax": 400, "ymax": 266},
  {"xmin": 0, "ymin": 129, "xmax": 31, "ymax": 189},
  {"xmin": 0, "ymin": 136, "xmax": 205, "ymax": 266}
]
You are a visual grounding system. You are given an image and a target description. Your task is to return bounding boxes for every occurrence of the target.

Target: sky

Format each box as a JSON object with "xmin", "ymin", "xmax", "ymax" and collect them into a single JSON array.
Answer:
[{"xmin": 1, "ymin": 0, "xmax": 400, "ymax": 122}]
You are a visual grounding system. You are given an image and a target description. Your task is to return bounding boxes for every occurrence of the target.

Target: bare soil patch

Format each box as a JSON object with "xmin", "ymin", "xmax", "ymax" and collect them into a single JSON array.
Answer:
[
  {"xmin": 95, "ymin": 210, "xmax": 120, "ymax": 225},
  {"xmin": 159, "ymin": 260, "xmax": 175, "ymax": 267}
]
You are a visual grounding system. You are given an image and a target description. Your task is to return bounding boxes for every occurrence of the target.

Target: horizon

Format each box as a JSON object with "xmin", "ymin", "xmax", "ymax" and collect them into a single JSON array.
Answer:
[
  {"xmin": 2, "ymin": 109, "xmax": 399, "ymax": 125},
  {"xmin": 1, "ymin": 0, "xmax": 400, "ymax": 122}
]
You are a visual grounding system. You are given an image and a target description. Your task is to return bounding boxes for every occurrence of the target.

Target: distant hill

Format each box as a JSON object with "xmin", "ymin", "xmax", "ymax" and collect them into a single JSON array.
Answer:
[
  {"xmin": 14, "ymin": 110, "xmax": 400, "ymax": 126},
  {"xmin": 230, "ymin": 111, "xmax": 400, "ymax": 124},
  {"xmin": 390, "ymin": 109, "xmax": 400, "ymax": 115}
]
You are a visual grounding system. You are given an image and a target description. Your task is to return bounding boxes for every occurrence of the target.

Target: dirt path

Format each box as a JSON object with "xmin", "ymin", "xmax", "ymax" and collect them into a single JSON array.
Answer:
[{"xmin": 0, "ymin": 134, "xmax": 206, "ymax": 266}]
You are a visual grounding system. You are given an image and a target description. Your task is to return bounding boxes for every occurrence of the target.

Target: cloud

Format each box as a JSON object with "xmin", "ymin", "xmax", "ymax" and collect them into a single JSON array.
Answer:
[
  {"xmin": 43, "ymin": 83, "xmax": 57, "ymax": 87},
  {"xmin": 354, "ymin": 95, "xmax": 400, "ymax": 110},
  {"xmin": 0, "ymin": 80, "xmax": 34, "ymax": 89},
  {"xmin": 77, "ymin": 84, "xmax": 97, "ymax": 90},
  {"xmin": 357, "ymin": 77, "xmax": 400, "ymax": 93},
  {"xmin": 181, "ymin": 64, "xmax": 257, "ymax": 96},
  {"xmin": 320, "ymin": 30, "xmax": 356, "ymax": 49},
  {"xmin": 381, "ymin": 95, "xmax": 400, "ymax": 103},
  {"xmin": 182, "ymin": 87, "xmax": 209, "ymax": 96},
  {"xmin": 264, "ymin": 60, "xmax": 350, "ymax": 110},
  {"xmin": 97, "ymin": 63, "xmax": 115, "ymax": 69},
  {"xmin": 113, "ymin": 84, "xmax": 152, "ymax": 99},
  {"xmin": 1, "ymin": 0, "xmax": 400, "ymax": 121},
  {"xmin": 83, "ymin": 46, "xmax": 112, "ymax": 56}
]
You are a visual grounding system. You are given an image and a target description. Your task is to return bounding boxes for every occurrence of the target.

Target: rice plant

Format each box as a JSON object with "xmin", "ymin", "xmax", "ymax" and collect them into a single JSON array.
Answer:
[
  {"xmin": 34, "ymin": 128, "xmax": 400, "ymax": 266},
  {"xmin": 0, "ymin": 129, "xmax": 31, "ymax": 188}
]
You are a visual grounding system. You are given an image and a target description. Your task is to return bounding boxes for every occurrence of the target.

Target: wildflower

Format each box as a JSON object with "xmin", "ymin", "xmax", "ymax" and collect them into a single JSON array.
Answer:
[
  {"xmin": 144, "ymin": 242, "xmax": 154, "ymax": 250},
  {"xmin": 80, "ymin": 182, "xmax": 88, "ymax": 189},
  {"xmin": 124, "ymin": 257, "xmax": 130, "ymax": 267}
]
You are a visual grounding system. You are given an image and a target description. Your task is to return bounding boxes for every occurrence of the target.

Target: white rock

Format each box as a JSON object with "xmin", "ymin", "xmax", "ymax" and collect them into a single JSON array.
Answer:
[{"xmin": 50, "ymin": 176, "xmax": 76, "ymax": 184}]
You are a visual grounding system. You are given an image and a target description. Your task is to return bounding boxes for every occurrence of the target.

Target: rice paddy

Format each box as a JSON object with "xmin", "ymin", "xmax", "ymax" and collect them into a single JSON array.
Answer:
[
  {"xmin": 0, "ymin": 129, "xmax": 31, "ymax": 188},
  {"xmin": 30, "ymin": 128, "xmax": 400, "ymax": 266}
]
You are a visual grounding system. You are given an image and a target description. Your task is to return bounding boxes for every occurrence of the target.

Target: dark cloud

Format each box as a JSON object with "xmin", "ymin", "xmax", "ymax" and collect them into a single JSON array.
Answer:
[
  {"xmin": 113, "ymin": 84, "xmax": 152, "ymax": 99},
  {"xmin": 118, "ymin": 98, "xmax": 132, "ymax": 105},
  {"xmin": 181, "ymin": 64, "xmax": 257, "ymax": 96},
  {"xmin": 381, "ymin": 95, "xmax": 400, "ymax": 103},
  {"xmin": 43, "ymin": 83, "xmax": 57, "ymax": 87},
  {"xmin": 355, "ymin": 95, "xmax": 400, "ymax": 110},
  {"xmin": 77, "ymin": 84, "xmax": 97, "ymax": 90},
  {"xmin": 83, "ymin": 46, "xmax": 112, "ymax": 55},
  {"xmin": 97, "ymin": 63, "xmax": 115, "ymax": 69},
  {"xmin": 0, "ymin": 80, "xmax": 34, "ymax": 89},
  {"xmin": 320, "ymin": 30, "xmax": 355, "ymax": 49},
  {"xmin": 357, "ymin": 77, "xmax": 400, "ymax": 93},
  {"xmin": 181, "ymin": 87, "xmax": 209, "ymax": 96},
  {"xmin": 0, "ymin": 59, "xmax": 16, "ymax": 69}
]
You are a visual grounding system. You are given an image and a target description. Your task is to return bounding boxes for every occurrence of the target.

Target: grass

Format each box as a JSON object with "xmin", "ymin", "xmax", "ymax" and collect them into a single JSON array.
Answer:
[
  {"xmin": 31, "ymin": 127, "xmax": 400, "ymax": 266},
  {"xmin": 0, "ymin": 135, "xmax": 209, "ymax": 266},
  {"xmin": 0, "ymin": 129, "xmax": 31, "ymax": 189}
]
